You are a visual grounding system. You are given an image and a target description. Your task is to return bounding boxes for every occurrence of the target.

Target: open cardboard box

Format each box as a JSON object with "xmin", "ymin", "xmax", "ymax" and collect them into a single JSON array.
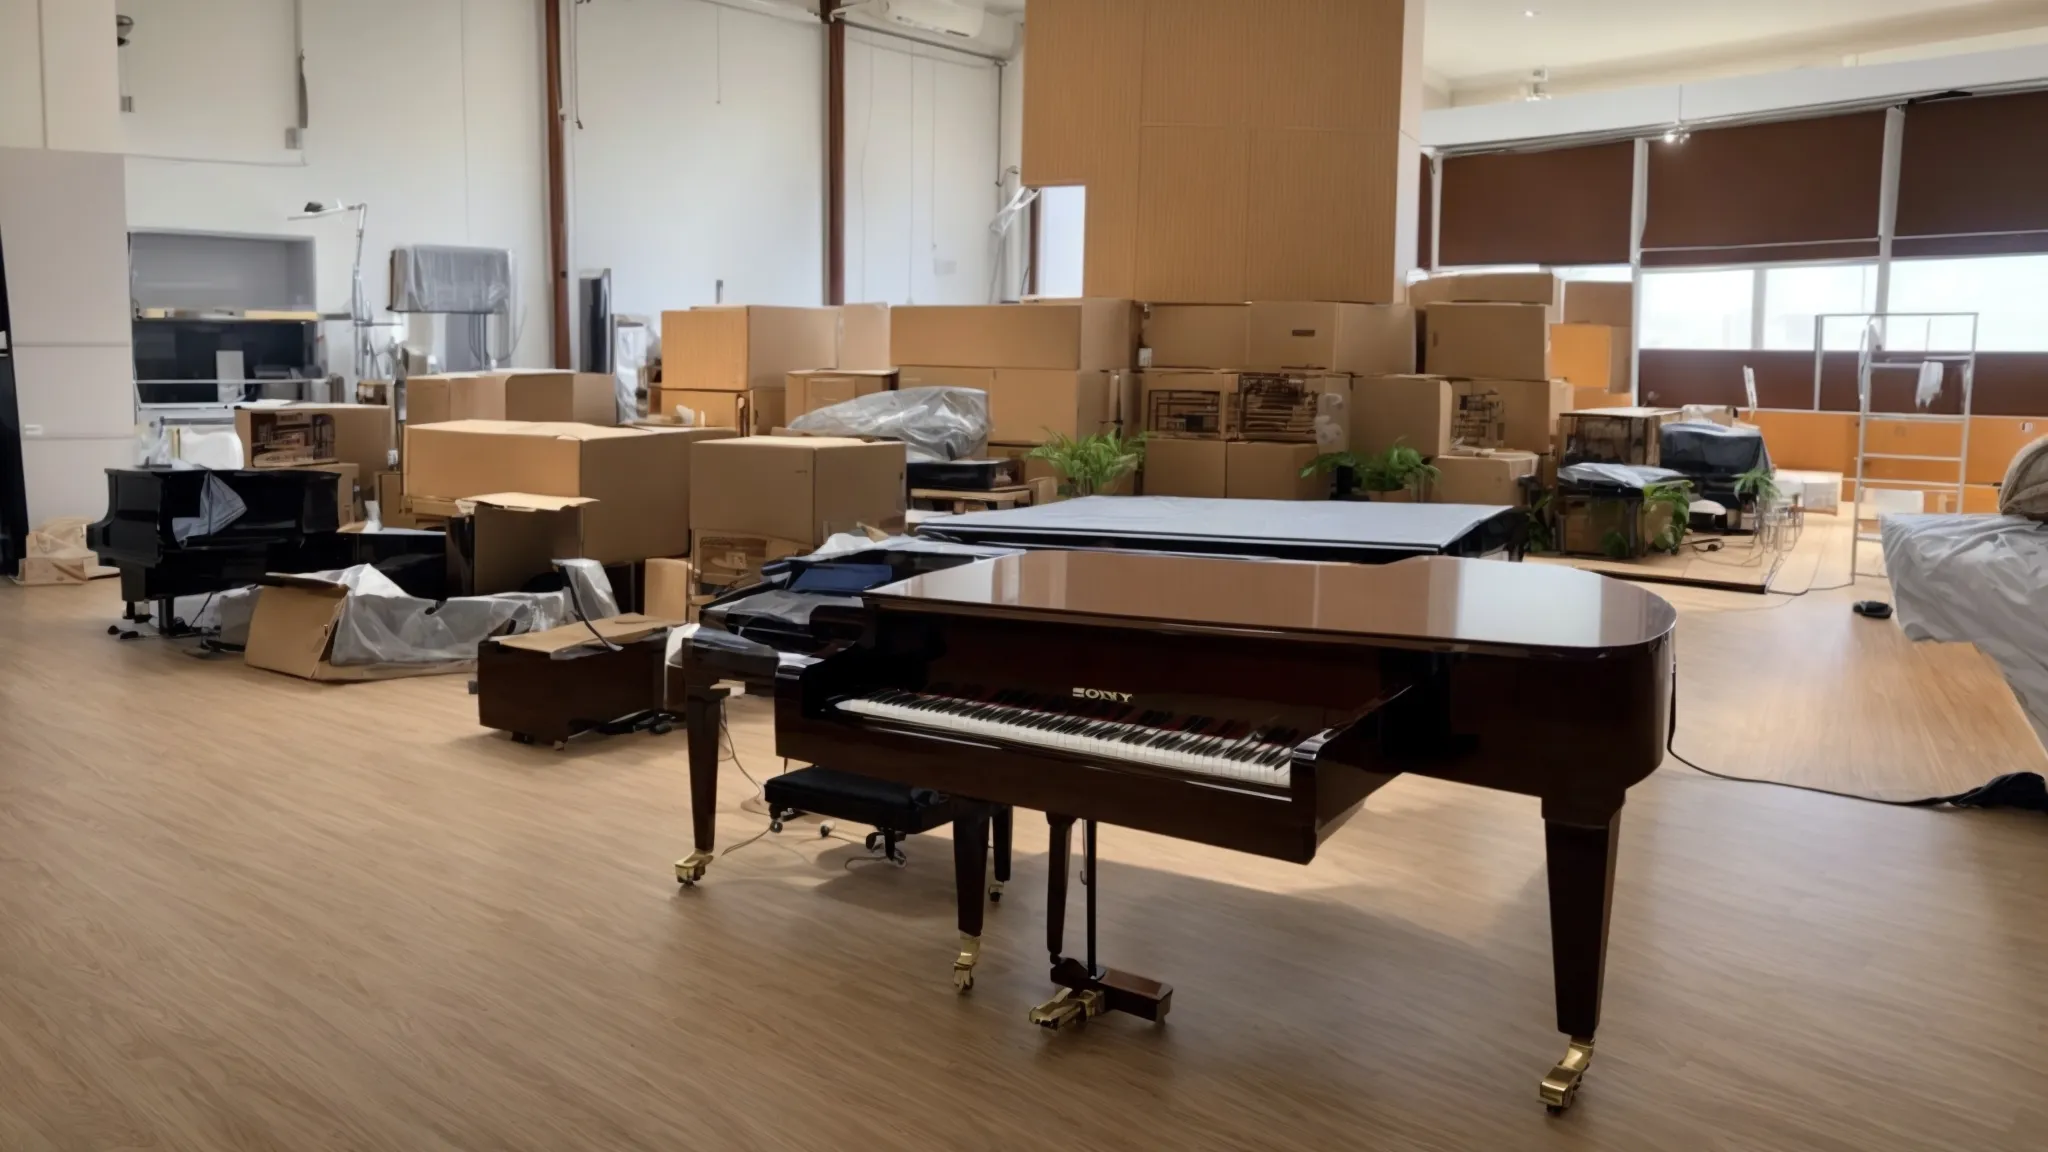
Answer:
[
  {"xmin": 244, "ymin": 575, "xmax": 471, "ymax": 682},
  {"xmin": 447, "ymin": 493, "xmax": 594, "ymax": 596}
]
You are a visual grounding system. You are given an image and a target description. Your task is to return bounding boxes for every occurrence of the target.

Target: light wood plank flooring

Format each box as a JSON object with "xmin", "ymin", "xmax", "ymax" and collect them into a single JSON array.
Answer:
[{"xmin": 1, "ymin": 575, "xmax": 2043, "ymax": 1151}]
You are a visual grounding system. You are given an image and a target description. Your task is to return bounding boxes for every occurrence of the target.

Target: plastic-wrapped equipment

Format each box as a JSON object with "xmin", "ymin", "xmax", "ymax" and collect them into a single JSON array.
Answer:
[
  {"xmin": 1660, "ymin": 423, "xmax": 1771, "ymax": 480},
  {"xmin": 786, "ymin": 387, "xmax": 989, "ymax": 462},
  {"xmin": 1556, "ymin": 463, "xmax": 1685, "ymax": 492},
  {"xmin": 1882, "ymin": 514, "xmax": 2048, "ymax": 745},
  {"xmin": 301, "ymin": 564, "xmax": 604, "ymax": 667},
  {"xmin": 2001, "ymin": 436, "xmax": 2048, "ymax": 519}
]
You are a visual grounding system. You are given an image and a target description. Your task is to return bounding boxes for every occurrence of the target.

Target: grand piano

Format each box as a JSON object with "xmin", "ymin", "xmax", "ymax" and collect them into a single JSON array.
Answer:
[{"xmin": 677, "ymin": 550, "xmax": 1676, "ymax": 1112}]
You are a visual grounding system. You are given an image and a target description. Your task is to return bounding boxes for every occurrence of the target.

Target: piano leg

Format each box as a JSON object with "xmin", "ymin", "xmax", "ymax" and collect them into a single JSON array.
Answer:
[
  {"xmin": 1044, "ymin": 814, "xmax": 1075, "ymax": 963},
  {"xmin": 990, "ymin": 805, "xmax": 1013, "ymax": 903},
  {"xmin": 952, "ymin": 801, "xmax": 991, "ymax": 992},
  {"xmin": 1029, "ymin": 816, "xmax": 1173, "ymax": 1031},
  {"xmin": 1540, "ymin": 806, "xmax": 1621, "ymax": 1113},
  {"xmin": 675, "ymin": 681, "xmax": 729, "ymax": 887}
]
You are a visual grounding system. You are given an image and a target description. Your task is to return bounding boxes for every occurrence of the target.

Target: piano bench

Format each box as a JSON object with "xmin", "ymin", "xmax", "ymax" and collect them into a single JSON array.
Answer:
[{"xmin": 763, "ymin": 767, "xmax": 1011, "ymax": 883}]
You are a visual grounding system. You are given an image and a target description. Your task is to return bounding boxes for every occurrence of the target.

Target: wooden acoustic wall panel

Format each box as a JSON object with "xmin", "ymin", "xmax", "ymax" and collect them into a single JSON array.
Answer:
[
  {"xmin": 1897, "ymin": 91, "xmax": 2048, "ymax": 256},
  {"xmin": 1083, "ymin": 152, "xmax": 1142, "ymax": 300},
  {"xmin": 1439, "ymin": 144, "xmax": 1634, "ymax": 267},
  {"xmin": 1248, "ymin": 129, "xmax": 1380, "ymax": 303},
  {"xmin": 1642, "ymin": 112, "xmax": 1886, "ymax": 263},
  {"xmin": 1745, "ymin": 411, "xmax": 1860, "ymax": 473},
  {"xmin": 1136, "ymin": 125, "xmax": 1250, "ymax": 303},
  {"xmin": 1141, "ymin": 0, "xmax": 1249, "ymax": 127},
  {"xmin": 1248, "ymin": 0, "xmax": 1387, "ymax": 132},
  {"xmin": 1021, "ymin": 0, "xmax": 1142, "ymax": 186}
]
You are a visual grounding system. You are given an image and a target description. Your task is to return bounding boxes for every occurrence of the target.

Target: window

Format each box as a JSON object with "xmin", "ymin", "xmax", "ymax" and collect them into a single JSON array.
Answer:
[
  {"xmin": 1640, "ymin": 269, "xmax": 1755, "ymax": 350},
  {"xmin": 1556, "ymin": 265, "xmax": 1633, "ymax": 283},
  {"xmin": 1034, "ymin": 186, "xmax": 1086, "ymax": 300},
  {"xmin": 1762, "ymin": 263, "xmax": 1878, "ymax": 351},
  {"xmin": 1888, "ymin": 255, "xmax": 2048, "ymax": 352}
]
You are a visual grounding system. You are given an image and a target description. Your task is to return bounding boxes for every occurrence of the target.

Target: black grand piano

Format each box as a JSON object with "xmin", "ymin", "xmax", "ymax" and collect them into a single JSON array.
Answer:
[{"xmin": 677, "ymin": 550, "xmax": 1676, "ymax": 1112}]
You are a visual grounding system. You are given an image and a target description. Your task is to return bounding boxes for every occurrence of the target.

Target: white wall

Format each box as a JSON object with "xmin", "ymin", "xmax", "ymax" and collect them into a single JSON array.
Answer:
[
  {"xmin": 1, "ymin": 0, "xmax": 123, "ymax": 152},
  {"xmin": 568, "ymin": 0, "xmax": 826, "ymax": 339},
  {"xmin": 997, "ymin": 44, "xmax": 1025, "ymax": 300},
  {"xmin": 844, "ymin": 30, "xmax": 1002, "ymax": 305},
  {"xmin": 119, "ymin": 0, "xmax": 551, "ymax": 374}
]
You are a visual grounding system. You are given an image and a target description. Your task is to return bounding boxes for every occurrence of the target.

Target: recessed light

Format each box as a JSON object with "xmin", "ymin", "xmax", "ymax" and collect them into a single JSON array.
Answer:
[{"xmin": 1524, "ymin": 8, "xmax": 1540, "ymax": 16}]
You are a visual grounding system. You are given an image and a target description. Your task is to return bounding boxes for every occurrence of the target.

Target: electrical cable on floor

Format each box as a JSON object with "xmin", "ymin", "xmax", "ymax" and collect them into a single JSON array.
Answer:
[{"xmin": 1667, "ymin": 737, "xmax": 2047, "ymax": 812}]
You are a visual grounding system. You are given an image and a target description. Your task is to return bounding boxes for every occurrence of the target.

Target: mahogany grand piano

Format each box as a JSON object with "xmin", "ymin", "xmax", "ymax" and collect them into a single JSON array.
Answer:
[{"xmin": 676, "ymin": 550, "xmax": 1676, "ymax": 1112}]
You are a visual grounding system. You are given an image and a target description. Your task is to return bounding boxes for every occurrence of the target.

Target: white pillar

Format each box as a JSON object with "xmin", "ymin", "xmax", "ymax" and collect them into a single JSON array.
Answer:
[{"xmin": 1, "ymin": 0, "xmax": 123, "ymax": 152}]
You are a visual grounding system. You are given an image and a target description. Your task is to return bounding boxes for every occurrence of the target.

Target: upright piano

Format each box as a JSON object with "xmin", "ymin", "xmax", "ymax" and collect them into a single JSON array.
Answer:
[{"xmin": 678, "ymin": 550, "xmax": 1676, "ymax": 1112}]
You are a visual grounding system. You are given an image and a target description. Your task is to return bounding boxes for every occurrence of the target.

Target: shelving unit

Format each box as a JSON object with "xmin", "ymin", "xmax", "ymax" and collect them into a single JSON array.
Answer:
[{"xmin": 1810, "ymin": 311, "xmax": 1978, "ymax": 578}]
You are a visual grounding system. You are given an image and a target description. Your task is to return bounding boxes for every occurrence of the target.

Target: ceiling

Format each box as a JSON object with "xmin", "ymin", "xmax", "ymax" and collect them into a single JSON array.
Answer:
[{"xmin": 1424, "ymin": 0, "xmax": 2048, "ymax": 88}]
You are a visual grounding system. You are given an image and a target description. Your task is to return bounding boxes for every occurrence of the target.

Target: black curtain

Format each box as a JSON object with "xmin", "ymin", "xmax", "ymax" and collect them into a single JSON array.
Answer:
[{"xmin": 0, "ymin": 222, "xmax": 26, "ymax": 574}]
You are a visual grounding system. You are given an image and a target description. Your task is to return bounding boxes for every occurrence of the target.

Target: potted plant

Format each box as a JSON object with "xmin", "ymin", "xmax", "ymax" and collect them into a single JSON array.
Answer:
[
  {"xmin": 1026, "ymin": 429, "xmax": 1147, "ymax": 498},
  {"xmin": 1304, "ymin": 442, "xmax": 1438, "ymax": 502}
]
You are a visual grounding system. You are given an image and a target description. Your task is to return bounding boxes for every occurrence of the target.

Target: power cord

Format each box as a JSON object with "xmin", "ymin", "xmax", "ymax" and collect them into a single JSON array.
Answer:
[
  {"xmin": 558, "ymin": 567, "xmax": 622, "ymax": 653},
  {"xmin": 1667, "ymin": 736, "xmax": 2047, "ymax": 811}
]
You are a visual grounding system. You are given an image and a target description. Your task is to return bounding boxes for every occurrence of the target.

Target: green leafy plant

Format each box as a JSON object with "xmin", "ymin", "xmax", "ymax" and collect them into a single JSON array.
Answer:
[
  {"xmin": 1304, "ymin": 442, "xmax": 1439, "ymax": 497},
  {"xmin": 1524, "ymin": 491, "xmax": 1555, "ymax": 554},
  {"xmin": 1642, "ymin": 479, "xmax": 1695, "ymax": 554},
  {"xmin": 1733, "ymin": 465, "xmax": 1780, "ymax": 507},
  {"xmin": 1027, "ymin": 429, "xmax": 1147, "ymax": 497}
]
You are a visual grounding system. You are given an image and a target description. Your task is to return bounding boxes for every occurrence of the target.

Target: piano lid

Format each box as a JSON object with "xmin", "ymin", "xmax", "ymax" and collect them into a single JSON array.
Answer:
[
  {"xmin": 923, "ymin": 496, "xmax": 1516, "ymax": 554},
  {"xmin": 866, "ymin": 552, "xmax": 1677, "ymax": 655}
]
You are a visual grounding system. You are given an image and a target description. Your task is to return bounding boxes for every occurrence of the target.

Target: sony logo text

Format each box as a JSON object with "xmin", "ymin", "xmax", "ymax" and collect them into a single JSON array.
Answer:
[{"xmin": 1071, "ymin": 687, "xmax": 1133, "ymax": 703}]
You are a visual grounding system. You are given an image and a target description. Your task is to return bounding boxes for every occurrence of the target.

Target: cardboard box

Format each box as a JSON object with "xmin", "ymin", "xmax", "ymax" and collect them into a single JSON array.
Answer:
[
  {"xmin": 1142, "ymin": 437, "xmax": 1227, "ymax": 498},
  {"xmin": 1452, "ymin": 379, "xmax": 1574, "ymax": 454},
  {"xmin": 987, "ymin": 369, "xmax": 1114, "ymax": 444},
  {"xmin": 447, "ymin": 493, "xmax": 592, "ymax": 596},
  {"xmin": 1408, "ymin": 272, "xmax": 1561, "ymax": 308},
  {"xmin": 690, "ymin": 436, "xmax": 906, "ymax": 547},
  {"xmin": 1353, "ymin": 375, "xmax": 1453, "ymax": 459},
  {"xmin": 1140, "ymin": 370, "xmax": 1240, "ymax": 439},
  {"xmin": 1563, "ymin": 281, "xmax": 1635, "ymax": 328},
  {"xmin": 898, "ymin": 365, "xmax": 995, "ymax": 391},
  {"xmin": 373, "ymin": 470, "xmax": 413, "ymax": 528},
  {"xmin": 1237, "ymin": 373, "xmax": 1351, "ymax": 449},
  {"xmin": 892, "ymin": 300, "xmax": 1136, "ymax": 371},
  {"xmin": 1429, "ymin": 450, "xmax": 1540, "ymax": 506},
  {"xmin": 244, "ymin": 575, "xmax": 465, "ymax": 682},
  {"xmin": 1225, "ymin": 442, "xmax": 1322, "ymax": 501},
  {"xmin": 839, "ymin": 302, "xmax": 891, "ymax": 370},
  {"xmin": 238, "ymin": 409, "xmax": 337, "ymax": 467},
  {"xmin": 1145, "ymin": 304, "xmax": 1250, "ymax": 369},
  {"xmin": 651, "ymin": 387, "xmax": 786, "ymax": 434},
  {"xmin": 1551, "ymin": 324, "xmax": 1632, "ymax": 394},
  {"xmin": 406, "ymin": 372, "xmax": 617, "ymax": 427},
  {"xmin": 291, "ymin": 463, "xmax": 361, "ymax": 526},
  {"xmin": 986, "ymin": 443, "xmax": 1135, "ymax": 497},
  {"xmin": 405, "ymin": 421, "xmax": 736, "ymax": 564},
  {"xmin": 644, "ymin": 557, "xmax": 697, "ymax": 622},
  {"xmin": 1572, "ymin": 386, "xmax": 1617, "ymax": 412},
  {"xmin": 662, "ymin": 306, "xmax": 840, "ymax": 392},
  {"xmin": 785, "ymin": 369, "xmax": 897, "ymax": 420},
  {"xmin": 406, "ymin": 374, "xmax": 506, "ymax": 426},
  {"xmin": 1559, "ymin": 493, "xmax": 1675, "ymax": 559},
  {"xmin": 238, "ymin": 404, "xmax": 394, "ymax": 477},
  {"xmin": 1559, "ymin": 407, "xmax": 1683, "ymax": 467},
  {"xmin": 1424, "ymin": 303, "xmax": 1554, "ymax": 381},
  {"xmin": 1248, "ymin": 302, "xmax": 1413, "ymax": 375},
  {"xmin": 690, "ymin": 532, "xmax": 809, "ymax": 589}
]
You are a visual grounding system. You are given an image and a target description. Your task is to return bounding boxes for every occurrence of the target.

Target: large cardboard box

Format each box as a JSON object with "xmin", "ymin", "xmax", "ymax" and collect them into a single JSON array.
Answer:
[
  {"xmin": 785, "ymin": 369, "xmax": 897, "ymax": 420},
  {"xmin": 1143, "ymin": 437, "xmax": 1227, "ymax": 498},
  {"xmin": 292, "ymin": 463, "xmax": 361, "ymax": 525},
  {"xmin": 644, "ymin": 557, "xmax": 697, "ymax": 622},
  {"xmin": 839, "ymin": 302, "xmax": 891, "ymax": 370},
  {"xmin": 238, "ymin": 404, "xmax": 393, "ymax": 477},
  {"xmin": 892, "ymin": 301, "xmax": 1135, "ymax": 371},
  {"xmin": 900, "ymin": 367, "xmax": 1110, "ymax": 444},
  {"xmin": 663, "ymin": 306, "xmax": 840, "ymax": 392},
  {"xmin": 1145, "ymin": 304, "xmax": 1251, "ymax": 369},
  {"xmin": 447, "ymin": 493, "xmax": 593, "ymax": 595},
  {"xmin": 405, "ymin": 374, "xmax": 506, "ymax": 426},
  {"xmin": 1225, "ymin": 442, "xmax": 1322, "ymax": 501},
  {"xmin": 1551, "ymin": 324, "xmax": 1632, "ymax": 394},
  {"xmin": 1353, "ymin": 375, "xmax": 1453, "ymax": 458},
  {"xmin": 244, "ymin": 575, "xmax": 465, "ymax": 682},
  {"xmin": 690, "ymin": 436, "xmax": 907, "ymax": 547},
  {"xmin": 1248, "ymin": 302, "xmax": 1413, "ymax": 375},
  {"xmin": 1408, "ymin": 272, "xmax": 1561, "ymax": 308},
  {"xmin": 237, "ymin": 409, "xmax": 337, "ymax": 466},
  {"xmin": 651, "ymin": 387, "xmax": 786, "ymax": 434},
  {"xmin": 407, "ymin": 372, "xmax": 617, "ymax": 427},
  {"xmin": 405, "ymin": 421, "xmax": 735, "ymax": 563},
  {"xmin": 1237, "ymin": 373, "xmax": 1352, "ymax": 449},
  {"xmin": 1139, "ymin": 370, "xmax": 1239, "ymax": 439},
  {"xmin": 1429, "ymin": 451, "xmax": 1540, "ymax": 506},
  {"xmin": 1424, "ymin": 303, "xmax": 1554, "ymax": 381},
  {"xmin": 1563, "ymin": 281, "xmax": 1634, "ymax": 328},
  {"xmin": 1451, "ymin": 379, "xmax": 1574, "ymax": 454},
  {"xmin": 1559, "ymin": 407, "xmax": 1682, "ymax": 467},
  {"xmin": 690, "ymin": 533, "xmax": 809, "ymax": 589}
]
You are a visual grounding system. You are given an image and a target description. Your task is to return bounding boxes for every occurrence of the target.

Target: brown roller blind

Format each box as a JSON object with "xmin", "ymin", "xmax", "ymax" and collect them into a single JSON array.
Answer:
[
  {"xmin": 1642, "ymin": 112, "xmax": 1886, "ymax": 265},
  {"xmin": 1897, "ymin": 91, "xmax": 2048, "ymax": 257},
  {"xmin": 1437, "ymin": 142, "xmax": 1633, "ymax": 267}
]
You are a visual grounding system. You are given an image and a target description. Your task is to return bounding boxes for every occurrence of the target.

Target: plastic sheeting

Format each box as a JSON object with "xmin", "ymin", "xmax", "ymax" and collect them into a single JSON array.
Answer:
[
  {"xmin": 173, "ymin": 473, "xmax": 248, "ymax": 543},
  {"xmin": 277, "ymin": 563, "xmax": 615, "ymax": 667},
  {"xmin": 389, "ymin": 245, "xmax": 513, "ymax": 314},
  {"xmin": 2001, "ymin": 435, "xmax": 2048, "ymax": 519},
  {"xmin": 1882, "ymin": 514, "xmax": 2048, "ymax": 747},
  {"xmin": 1556, "ymin": 463, "xmax": 1685, "ymax": 492},
  {"xmin": 1660, "ymin": 424, "xmax": 1770, "ymax": 480},
  {"xmin": 786, "ymin": 387, "xmax": 989, "ymax": 462}
]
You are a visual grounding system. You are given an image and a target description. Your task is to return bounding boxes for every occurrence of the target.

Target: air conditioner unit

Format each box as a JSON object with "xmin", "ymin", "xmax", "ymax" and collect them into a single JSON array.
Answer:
[{"xmin": 864, "ymin": 0, "xmax": 985, "ymax": 38}]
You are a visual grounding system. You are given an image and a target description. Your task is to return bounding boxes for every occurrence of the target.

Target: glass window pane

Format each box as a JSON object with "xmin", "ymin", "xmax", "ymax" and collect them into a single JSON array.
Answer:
[
  {"xmin": 1555, "ymin": 265, "xmax": 1633, "ymax": 282},
  {"xmin": 1639, "ymin": 269, "xmax": 1755, "ymax": 350},
  {"xmin": 1762, "ymin": 264, "xmax": 1877, "ymax": 351},
  {"xmin": 1887, "ymin": 255, "xmax": 2048, "ymax": 352},
  {"xmin": 1035, "ymin": 186, "xmax": 1086, "ymax": 300}
]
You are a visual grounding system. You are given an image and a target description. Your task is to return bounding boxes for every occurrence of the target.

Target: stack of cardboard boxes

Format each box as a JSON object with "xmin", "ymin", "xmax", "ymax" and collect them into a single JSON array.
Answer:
[
  {"xmin": 651, "ymin": 302, "xmax": 895, "ymax": 433},
  {"xmin": 234, "ymin": 402, "xmax": 399, "ymax": 525},
  {"xmin": 1554, "ymin": 281, "xmax": 1637, "ymax": 412},
  {"xmin": 1139, "ymin": 302, "xmax": 1412, "ymax": 500}
]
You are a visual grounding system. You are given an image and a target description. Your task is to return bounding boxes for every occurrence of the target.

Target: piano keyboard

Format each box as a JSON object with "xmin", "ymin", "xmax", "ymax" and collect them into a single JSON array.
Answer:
[{"xmin": 835, "ymin": 687, "xmax": 1307, "ymax": 789}]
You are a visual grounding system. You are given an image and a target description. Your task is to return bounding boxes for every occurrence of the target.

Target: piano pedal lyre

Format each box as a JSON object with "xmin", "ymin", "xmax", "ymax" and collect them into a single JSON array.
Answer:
[
  {"xmin": 1539, "ymin": 1037, "xmax": 1595, "ymax": 1114},
  {"xmin": 1027, "ymin": 986, "xmax": 1105, "ymax": 1031},
  {"xmin": 953, "ymin": 933, "xmax": 981, "ymax": 992},
  {"xmin": 674, "ymin": 851, "xmax": 714, "ymax": 887}
]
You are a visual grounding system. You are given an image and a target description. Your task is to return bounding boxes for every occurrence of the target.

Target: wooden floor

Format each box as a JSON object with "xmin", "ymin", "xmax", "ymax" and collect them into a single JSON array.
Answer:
[{"xmin": 2, "ymin": 573, "xmax": 2044, "ymax": 1151}]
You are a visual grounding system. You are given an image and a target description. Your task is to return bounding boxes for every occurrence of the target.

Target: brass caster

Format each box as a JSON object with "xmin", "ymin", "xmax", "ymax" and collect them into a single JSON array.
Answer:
[
  {"xmin": 675, "ymin": 851, "xmax": 714, "ymax": 887},
  {"xmin": 987, "ymin": 878, "xmax": 1005, "ymax": 903},
  {"xmin": 1028, "ymin": 986, "xmax": 1105, "ymax": 1031},
  {"xmin": 953, "ymin": 934, "xmax": 981, "ymax": 994},
  {"xmin": 1540, "ymin": 1038, "xmax": 1595, "ymax": 1114}
]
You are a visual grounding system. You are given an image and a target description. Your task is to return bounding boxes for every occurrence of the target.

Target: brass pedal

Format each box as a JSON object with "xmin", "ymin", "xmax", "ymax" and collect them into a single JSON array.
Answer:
[
  {"xmin": 674, "ymin": 851, "xmax": 714, "ymax": 887},
  {"xmin": 1028, "ymin": 986, "xmax": 1105, "ymax": 1031},
  {"xmin": 1539, "ymin": 1038, "xmax": 1595, "ymax": 1113},
  {"xmin": 953, "ymin": 934, "xmax": 981, "ymax": 993}
]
